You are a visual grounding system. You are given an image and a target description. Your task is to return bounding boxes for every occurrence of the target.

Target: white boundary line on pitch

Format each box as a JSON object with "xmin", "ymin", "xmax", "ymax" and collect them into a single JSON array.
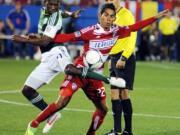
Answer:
[
  {"xmin": 0, "ymin": 98, "xmax": 180, "ymax": 120},
  {"xmin": 1, "ymin": 89, "xmax": 180, "ymax": 120},
  {"xmin": 0, "ymin": 89, "xmax": 58, "ymax": 94},
  {"xmin": 1, "ymin": 85, "xmax": 179, "ymax": 95}
]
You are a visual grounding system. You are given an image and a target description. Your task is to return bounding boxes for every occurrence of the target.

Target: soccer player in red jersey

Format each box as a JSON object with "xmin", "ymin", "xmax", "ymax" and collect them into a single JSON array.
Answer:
[{"xmin": 20, "ymin": 3, "xmax": 168, "ymax": 135}]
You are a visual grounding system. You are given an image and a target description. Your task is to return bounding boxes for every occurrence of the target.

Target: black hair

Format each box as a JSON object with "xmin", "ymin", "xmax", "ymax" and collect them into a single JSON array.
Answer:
[{"xmin": 100, "ymin": 3, "xmax": 116, "ymax": 15}]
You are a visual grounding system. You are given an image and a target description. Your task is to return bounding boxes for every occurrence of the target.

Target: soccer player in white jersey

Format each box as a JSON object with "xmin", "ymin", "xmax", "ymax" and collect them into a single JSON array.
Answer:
[{"xmin": 12, "ymin": 0, "xmax": 82, "ymax": 132}]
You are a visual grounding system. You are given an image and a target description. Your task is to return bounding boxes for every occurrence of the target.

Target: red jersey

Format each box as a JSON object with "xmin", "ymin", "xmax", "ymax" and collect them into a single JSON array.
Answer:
[{"xmin": 54, "ymin": 17, "xmax": 157, "ymax": 67}]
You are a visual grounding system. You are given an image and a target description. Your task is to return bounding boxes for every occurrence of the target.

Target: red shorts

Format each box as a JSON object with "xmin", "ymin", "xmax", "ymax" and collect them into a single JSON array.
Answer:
[{"xmin": 60, "ymin": 75, "xmax": 106, "ymax": 101}]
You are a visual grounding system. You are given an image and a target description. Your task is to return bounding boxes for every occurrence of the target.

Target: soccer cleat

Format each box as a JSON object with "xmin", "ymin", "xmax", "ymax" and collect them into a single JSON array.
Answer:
[
  {"xmin": 104, "ymin": 129, "xmax": 122, "ymax": 135},
  {"xmin": 25, "ymin": 123, "xmax": 37, "ymax": 135},
  {"xmin": 42, "ymin": 112, "xmax": 61, "ymax": 133}
]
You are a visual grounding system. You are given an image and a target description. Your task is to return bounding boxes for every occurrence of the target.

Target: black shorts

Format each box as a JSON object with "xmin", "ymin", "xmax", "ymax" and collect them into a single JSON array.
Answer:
[
  {"xmin": 110, "ymin": 52, "xmax": 136, "ymax": 90},
  {"xmin": 161, "ymin": 35, "xmax": 174, "ymax": 47}
]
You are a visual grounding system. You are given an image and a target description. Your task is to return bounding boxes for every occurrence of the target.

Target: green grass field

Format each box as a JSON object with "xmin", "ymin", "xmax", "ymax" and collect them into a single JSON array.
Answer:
[{"xmin": 0, "ymin": 59, "xmax": 180, "ymax": 135}]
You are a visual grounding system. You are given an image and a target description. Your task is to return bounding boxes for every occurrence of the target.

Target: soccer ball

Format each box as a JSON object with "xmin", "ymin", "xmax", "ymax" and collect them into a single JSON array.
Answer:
[{"xmin": 83, "ymin": 49, "xmax": 104, "ymax": 70}]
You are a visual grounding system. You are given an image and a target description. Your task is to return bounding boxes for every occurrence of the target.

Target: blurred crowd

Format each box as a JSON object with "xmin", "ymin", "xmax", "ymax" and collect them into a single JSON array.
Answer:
[
  {"xmin": 138, "ymin": 7, "xmax": 180, "ymax": 61},
  {"xmin": 0, "ymin": 0, "xmax": 180, "ymax": 6},
  {"xmin": 0, "ymin": 0, "xmax": 102, "ymax": 6},
  {"xmin": 0, "ymin": 0, "xmax": 180, "ymax": 61}
]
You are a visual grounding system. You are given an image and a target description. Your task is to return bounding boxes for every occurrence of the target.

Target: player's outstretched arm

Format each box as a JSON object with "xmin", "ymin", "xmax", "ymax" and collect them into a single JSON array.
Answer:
[
  {"xmin": 64, "ymin": 64, "xmax": 110, "ymax": 82},
  {"xmin": 12, "ymin": 34, "xmax": 52, "ymax": 46},
  {"xmin": 129, "ymin": 9, "xmax": 169, "ymax": 31},
  {"xmin": 53, "ymin": 33, "xmax": 78, "ymax": 43}
]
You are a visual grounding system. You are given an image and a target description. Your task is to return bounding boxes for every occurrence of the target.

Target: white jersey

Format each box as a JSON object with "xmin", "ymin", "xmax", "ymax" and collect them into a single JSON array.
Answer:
[
  {"xmin": 38, "ymin": 7, "xmax": 63, "ymax": 53},
  {"xmin": 38, "ymin": 7, "xmax": 62, "ymax": 38},
  {"xmin": 25, "ymin": 8, "xmax": 72, "ymax": 89}
]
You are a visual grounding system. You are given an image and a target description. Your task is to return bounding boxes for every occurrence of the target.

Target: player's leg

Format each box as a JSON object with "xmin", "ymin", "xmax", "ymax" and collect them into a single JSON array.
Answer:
[
  {"xmin": 30, "ymin": 92, "xmax": 71, "ymax": 128},
  {"xmin": 22, "ymin": 85, "xmax": 47, "ymax": 110},
  {"xmin": 22, "ymin": 62, "xmax": 63, "ymax": 135},
  {"xmin": 22, "ymin": 63, "xmax": 59, "ymax": 111},
  {"xmin": 120, "ymin": 90, "xmax": 133, "ymax": 135},
  {"xmin": 83, "ymin": 82, "xmax": 108, "ymax": 135},
  {"xmin": 25, "ymin": 87, "xmax": 74, "ymax": 135},
  {"xmin": 111, "ymin": 88, "xmax": 122, "ymax": 133},
  {"xmin": 105, "ymin": 89, "xmax": 122, "ymax": 135},
  {"xmin": 120, "ymin": 54, "xmax": 136, "ymax": 135},
  {"xmin": 25, "ymin": 47, "xmax": 73, "ymax": 134},
  {"xmin": 23, "ymin": 46, "xmax": 72, "ymax": 111},
  {"xmin": 105, "ymin": 56, "xmax": 123, "ymax": 135},
  {"xmin": 86, "ymin": 99, "xmax": 108, "ymax": 135},
  {"xmin": 42, "ymin": 76, "xmax": 80, "ymax": 133}
]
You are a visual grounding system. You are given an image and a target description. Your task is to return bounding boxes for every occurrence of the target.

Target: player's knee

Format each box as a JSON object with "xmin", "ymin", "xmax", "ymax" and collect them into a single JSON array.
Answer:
[
  {"xmin": 100, "ymin": 105, "xmax": 108, "ymax": 115},
  {"xmin": 55, "ymin": 95, "xmax": 71, "ymax": 110},
  {"xmin": 104, "ymin": 106, "xmax": 108, "ymax": 114},
  {"xmin": 60, "ymin": 88, "xmax": 73, "ymax": 97},
  {"xmin": 111, "ymin": 89, "xmax": 120, "ymax": 100},
  {"xmin": 120, "ymin": 89, "xmax": 129, "ymax": 100},
  {"xmin": 22, "ymin": 85, "xmax": 37, "ymax": 99},
  {"xmin": 99, "ymin": 108, "xmax": 108, "ymax": 117},
  {"xmin": 22, "ymin": 85, "xmax": 30, "ymax": 96}
]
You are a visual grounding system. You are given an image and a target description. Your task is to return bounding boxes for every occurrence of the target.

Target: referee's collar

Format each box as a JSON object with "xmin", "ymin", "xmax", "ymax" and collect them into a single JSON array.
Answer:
[{"xmin": 116, "ymin": 6, "xmax": 123, "ymax": 13}]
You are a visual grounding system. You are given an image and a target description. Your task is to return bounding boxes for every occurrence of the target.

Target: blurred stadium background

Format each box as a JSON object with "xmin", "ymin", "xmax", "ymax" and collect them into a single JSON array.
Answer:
[
  {"xmin": 0, "ymin": 0, "xmax": 180, "ymax": 61},
  {"xmin": 0, "ymin": 0, "xmax": 180, "ymax": 135}
]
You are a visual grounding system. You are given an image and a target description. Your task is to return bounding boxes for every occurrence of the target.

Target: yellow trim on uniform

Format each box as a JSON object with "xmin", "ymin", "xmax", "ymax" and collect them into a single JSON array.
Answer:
[{"xmin": 110, "ymin": 7, "xmax": 137, "ymax": 59}]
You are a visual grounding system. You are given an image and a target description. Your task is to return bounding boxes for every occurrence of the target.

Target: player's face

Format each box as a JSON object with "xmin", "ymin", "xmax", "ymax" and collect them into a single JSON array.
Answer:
[
  {"xmin": 46, "ymin": 1, "xmax": 60, "ymax": 14},
  {"xmin": 99, "ymin": 8, "xmax": 116, "ymax": 30}
]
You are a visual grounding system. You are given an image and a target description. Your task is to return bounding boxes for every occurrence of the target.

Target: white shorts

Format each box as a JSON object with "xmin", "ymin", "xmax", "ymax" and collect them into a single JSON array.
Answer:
[{"xmin": 25, "ymin": 46, "xmax": 72, "ymax": 89}]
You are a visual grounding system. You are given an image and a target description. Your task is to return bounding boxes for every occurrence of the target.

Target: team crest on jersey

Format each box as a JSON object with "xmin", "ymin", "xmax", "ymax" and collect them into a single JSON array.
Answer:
[
  {"xmin": 45, "ymin": 26, "xmax": 52, "ymax": 32},
  {"xmin": 72, "ymin": 83, "xmax": 77, "ymax": 90}
]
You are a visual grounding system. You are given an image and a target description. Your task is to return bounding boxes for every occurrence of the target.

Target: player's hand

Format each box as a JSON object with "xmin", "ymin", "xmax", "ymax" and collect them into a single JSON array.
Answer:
[
  {"xmin": 155, "ymin": 9, "xmax": 169, "ymax": 19},
  {"xmin": 116, "ymin": 59, "xmax": 126, "ymax": 69},
  {"xmin": 12, "ymin": 35, "xmax": 28, "ymax": 43},
  {"xmin": 72, "ymin": 9, "xmax": 84, "ymax": 18},
  {"xmin": 108, "ymin": 77, "xmax": 126, "ymax": 88}
]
